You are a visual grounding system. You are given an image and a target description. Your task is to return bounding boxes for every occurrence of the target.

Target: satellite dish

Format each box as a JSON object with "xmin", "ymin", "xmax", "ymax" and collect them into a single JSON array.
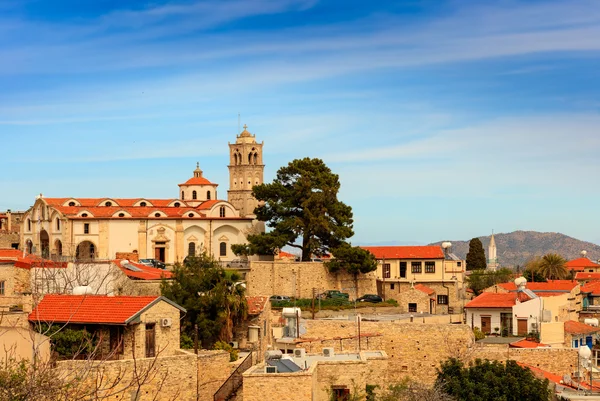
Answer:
[
  {"xmin": 442, "ymin": 242, "xmax": 452, "ymax": 249},
  {"xmin": 582, "ymin": 250, "xmax": 588, "ymax": 257}
]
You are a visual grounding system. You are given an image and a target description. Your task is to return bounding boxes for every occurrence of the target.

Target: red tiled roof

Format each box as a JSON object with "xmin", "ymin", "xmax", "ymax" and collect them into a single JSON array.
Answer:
[
  {"xmin": 498, "ymin": 280, "xmax": 578, "ymax": 293},
  {"xmin": 178, "ymin": 177, "xmax": 217, "ymax": 186},
  {"xmin": 564, "ymin": 320, "xmax": 600, "ymax": 335},
  {"xmin": 566, "ymin": 257, "xmax": 600, "ymax": 271},
  {"xmin": 414, "ymin": 284, "xmax": 435, "ymax": 296},
  {"xmin": 247, "ymin": 296, "xmax": 269, "ymax": 315},
  {"xmin": 196, "ymin": 200, "xmax": 221, "ymax": 210},
  {"xmin": 581, "ymin": 281, "xmax": 600, "ymax": 296},
  {"xmin": 277, "ymin": 251, "xmax": 296, "ymax": 259},
  {"xmin": 29, "ymin": 295, "xmax": 161, "ymax": 324},
  {"xmin": 517, "ymin": 363, "xmax": 563, "ymax": 386},
  {"xmin": 361, "ymin": 246, "xmax": 444, "ymax": 259},
  {"xmin": 114, "ymin": 260, "xmax": 173, "ymax": 280},
  {"xmin": 510, "ymin": 339, "xmax": 549, "ymax": 348},
  {"xmin": 51, "ymin": 205, "xmax": 206, "ymax": 219},
  {"xmin": 44, "ymin": 198, "xmax": 180, "ymax": 208},
  {"xmin": 465, "ymin": 292, "xmax": 517, "ymax": 308},
  {"xmin": 576, "ymin": 272, "xmax": 600, "ymax": 281},
  {"xmin": 0, "ymin": 249, "xmax": 22, "ymax": 259}
]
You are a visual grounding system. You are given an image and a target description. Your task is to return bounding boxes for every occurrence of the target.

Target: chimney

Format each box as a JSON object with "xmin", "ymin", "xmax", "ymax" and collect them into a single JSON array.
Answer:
[{"xmin": 6, "ymin": 209, "xmax": 11, "ymax": 231}]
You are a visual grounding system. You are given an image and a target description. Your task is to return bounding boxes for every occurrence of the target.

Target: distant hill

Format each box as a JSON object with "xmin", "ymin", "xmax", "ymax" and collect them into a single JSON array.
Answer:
[{"xmin": 430, "ymin": 231, "xmax": 600, "ymax": 267}]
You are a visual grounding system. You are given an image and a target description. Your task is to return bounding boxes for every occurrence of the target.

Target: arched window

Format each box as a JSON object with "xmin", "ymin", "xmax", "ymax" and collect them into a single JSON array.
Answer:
[
  {"xmin": 118, "ymin": 213, "xmax": 125, "ymax": 217},
  {"xmin": 81, "ymin": 213, "xmax": 88, "ymax": 217},
  {"xmin": 56, "ymin": 218, "xmax": 60, "ymax": 231},
  {"xmin": 248, "ymin": 153, "xmax": 252, "ymax": 164},
  {"xmin": 181, "ymin": 191, "xmax": 185, "ymax": 200},
  {"xmin": 105, "ymin": 201, "xmax": 112, "ymax": 207},
  {"xmin": 27, "ymin": 219, "xmax": 31, "ymax": 231},
  {"xmin": 26, "ymin": 240, "xmax": 33, "ymax": 254},
  {"xmin": 154, "ymin": 212, "xmax": 161, "ymax": 218},
  {"xmin": 253, "ymin": 153, "xmax": 258, "ymax": 165},
  {"xmin": 206, "ymin": 191, "xmax": 211, "ymax": 200},
  {"xmin": 188, "ymin": 213, "xmax": 194, "ymax": 218},
  {"xmin": 192, "ymin": 191, "xmax": 197, "ymax": 200},
  {"xmin": 68, "ymin": 201, "xmax": 76, "ymax": 207},
  {"xmin": 219, "ymin": 206, "xmax": 226, "ymax": 218},
  {"xmin": 174, "ymin": 202, "xmax": 180, "ymax": 208},
  {"xmin": 140, "ymin": 201, "xmax": 147, "ymax": 207},
  {"xmin": 219, "ymin": 242, "xmax": 227, "ymax": 256},
  {"xmin": 188, "ymin": 242, "xmax": 196, "ymax": 257},
  {"xmin": 55, "ymin": 240, "xmax": 62, "ymax": 256}
]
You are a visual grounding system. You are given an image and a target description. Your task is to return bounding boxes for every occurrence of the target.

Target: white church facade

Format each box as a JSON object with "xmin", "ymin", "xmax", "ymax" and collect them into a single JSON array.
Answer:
[{"xmin": 20, "ymin": 127, "xmax": 265, "ymax": 264}]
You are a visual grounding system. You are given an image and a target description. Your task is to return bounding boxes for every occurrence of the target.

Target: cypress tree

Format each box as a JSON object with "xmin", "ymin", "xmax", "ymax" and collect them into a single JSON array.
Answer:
[{"xmin": 466, "ymin": 237, "xmax": 487, "ymax": 270}]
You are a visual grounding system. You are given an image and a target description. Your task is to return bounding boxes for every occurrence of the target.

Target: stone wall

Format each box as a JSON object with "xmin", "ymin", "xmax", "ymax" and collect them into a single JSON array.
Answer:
[
  {"xmin": 243, "ymin": 368, "xmax": 316, "ymax": 401},
  {"xmin": 315, "ymin": 355, "xmax": 388, "ymax": 400},
  {"xmin": 56, "ymin": 351, "xmax": 198, "ymax": 401},
  {"xmin": 302, "ymin": 320, "xmax": 474, "ymax": 385},
  {"xmin": 0, "ymin": 264, "xmax": 31, "ymax": 311},
  {"xmin": 470, "ymin": 345, "xmax": 578, "ymax": 376},
  {"xmin": 197, "ymin": 350, "xmax": 234, "ymax": 401},
  {"xmin": 246, "ymin": 261, "xmax": 377, "ymax": 299},
  {"xmin": 0, "ymin": 211, "xmax": 23, "ymax": 249}
]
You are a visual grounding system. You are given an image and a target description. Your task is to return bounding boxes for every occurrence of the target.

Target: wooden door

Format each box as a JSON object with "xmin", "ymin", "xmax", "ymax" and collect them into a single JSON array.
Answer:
[
  {"xmin": 517, "ymin": 319, "xmax": 528, "ymax": 336},
  {"xmin": 481, "ymin": 316, "xmax": 491, "ymax": 334},
  {"xmin": 154, "ymin": 247, "xmax": 161, "ymax": 260},
  {"xmin": 145, "ymin": 323, "xmax": 156, "ymax": 358}
]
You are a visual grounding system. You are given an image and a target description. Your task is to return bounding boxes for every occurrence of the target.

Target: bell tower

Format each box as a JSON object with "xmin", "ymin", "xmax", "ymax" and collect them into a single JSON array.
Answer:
[{"xmin": 227, "ymin": 124, "xmax": 264, "ymax": 217}]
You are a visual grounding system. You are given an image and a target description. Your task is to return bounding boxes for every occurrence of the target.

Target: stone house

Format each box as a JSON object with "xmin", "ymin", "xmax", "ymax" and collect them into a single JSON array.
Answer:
[
  {"xmin": 242, "ymin": 349, "xmax": 388, "ymax": 401},
  {"xmin": 233, "ymin": 296, "xmax": 271, "ymax": 360},
  {"xmin": 0, "ymin": 210, "xmax": 24, "ymax": 249},
  {"xmin": 28, "ymin": 294, "xmax": 185, "ymax": 360},
  {"xmin": 362, "ymin": 245, "xmax": 465, "ymax": 314},
  {"xmin": 563, "ymin": 320, "xmax": 600, "ymax": 349}
]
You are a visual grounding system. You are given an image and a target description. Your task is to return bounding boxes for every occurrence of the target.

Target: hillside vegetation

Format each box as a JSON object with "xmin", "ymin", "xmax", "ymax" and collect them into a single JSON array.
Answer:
[{"xmin": 431, "ymin": 231, "xmax": 600, "ymax": 267}]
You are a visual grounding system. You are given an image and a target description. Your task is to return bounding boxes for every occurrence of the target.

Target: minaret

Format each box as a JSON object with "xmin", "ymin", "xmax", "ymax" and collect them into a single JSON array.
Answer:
[
  {"xmin": 488, "ymin": 232, "xmax": 498, "ymax": 271},
  {"xmin": 227, "ymin": 124, "xmax": 264, "ymax": 217}
]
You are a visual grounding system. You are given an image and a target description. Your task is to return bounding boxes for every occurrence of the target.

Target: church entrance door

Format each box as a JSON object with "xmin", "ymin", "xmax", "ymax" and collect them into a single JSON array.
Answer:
[{"xmin": 155, "ymin": 247, "xmax": 165, "ymax": 262}]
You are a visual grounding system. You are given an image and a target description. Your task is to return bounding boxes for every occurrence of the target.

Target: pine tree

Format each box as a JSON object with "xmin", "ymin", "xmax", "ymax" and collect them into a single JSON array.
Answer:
[{"xmin": 466, "ymin": 238, "xmax": 487, "ymax": 270}]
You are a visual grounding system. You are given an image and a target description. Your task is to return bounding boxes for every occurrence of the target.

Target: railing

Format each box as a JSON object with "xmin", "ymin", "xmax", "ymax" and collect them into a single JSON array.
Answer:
[{"xmin": 214, "ymin": 353, "xmax": 253, "ymax": 401}]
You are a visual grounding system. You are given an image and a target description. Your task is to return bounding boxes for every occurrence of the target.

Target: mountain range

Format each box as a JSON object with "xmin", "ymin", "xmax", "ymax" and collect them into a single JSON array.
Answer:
[{"xmin": 430, "ymin": 231, "xmax": 600, "ymax": 267}]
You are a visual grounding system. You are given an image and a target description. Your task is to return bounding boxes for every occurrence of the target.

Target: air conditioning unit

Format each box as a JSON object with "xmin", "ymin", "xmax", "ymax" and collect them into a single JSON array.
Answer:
[
  {"xmin": 229, "ymin": 341, "xmax": 239, "ymax": 349},
  {"xmin": 265, "ymin": 366, "xmax": 277, "ymax": 374},
  {"xmin": 573, "ymin": 371, "xmax": 582, "ymax": 378},
  {"xmin": 161, "ymin": 318, "xmax": 172, "ymax": 327},
  {"xmin": 294, "ymin": 348, "xmax": 306, "ymax": 358},
  {"xmin": 323, "ymin": 347, "xmax": 335, "ymax": 357}
]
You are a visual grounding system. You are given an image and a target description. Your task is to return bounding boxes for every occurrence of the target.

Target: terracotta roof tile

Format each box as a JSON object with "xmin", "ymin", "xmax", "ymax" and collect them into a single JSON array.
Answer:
[
  {"xmin": 564, "ymin": 320, "xmax": 600, "ymax": 335},
  {"xmin": 498, "ymin": 280, "xmax": 578, "ymax": 293},
  {"xmin": 414, "ymin": 284, "xmax": 435, "ymax": 296},
  {"xmin": 576, "ymin": 272, "xmax": 600, "ymax": 281},
  {"xmin": 566, "ymin": 257, "xmax": 600, "ymax": 271},
  {"xmin": 517, "ymin": 363, "xmax": 563, "ymax": 385},
  {"xmin": 247, "ymin": 296, "xmax": 269, "ymax": 315},
  {"xmin": 581, "ymin": 281, "xmax": 600, "ymax": 296},
  {"xmin": 196, "ymin": 200, "xmax": 221, "ymax": 210},
  {"xmin": 465, "ymin": 292, "xmax": 517, "ymax": 308},
  {"xmin": 361, "ymin": 246, "xmax": 444, "ymax": 259},
  {"xmin": 114, "ymin": 260, "xmax": 173, "ymax": 281},
  {"xmin": 510, "ymin": 339, "xmax": 549, "ymax": 348},
  {"xmin": 0, "ymin": 249, "xmax": 22, "ymax": 259},
  {"xmin": 28, "ymin": 295, "xmax": 160, "ymax": 324},
  {"xmin": 178, "ymin": 177, "xmax": 217, "ymax": 186}
]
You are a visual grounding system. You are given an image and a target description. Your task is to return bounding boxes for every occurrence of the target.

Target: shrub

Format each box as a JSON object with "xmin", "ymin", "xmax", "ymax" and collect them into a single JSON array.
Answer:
[
  {"xmin": 472, "ymin": 327, "xmax": 485, "ymax": 340},
  {"xmin": 214, "ymin": 340, "xmax": 239, "ymax": 362}
]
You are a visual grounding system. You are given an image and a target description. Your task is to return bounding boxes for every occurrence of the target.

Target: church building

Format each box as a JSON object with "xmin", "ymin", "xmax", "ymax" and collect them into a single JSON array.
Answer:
[{"xmin": 19, "ymin": 127, "xmax": 265, "ymax": 264}]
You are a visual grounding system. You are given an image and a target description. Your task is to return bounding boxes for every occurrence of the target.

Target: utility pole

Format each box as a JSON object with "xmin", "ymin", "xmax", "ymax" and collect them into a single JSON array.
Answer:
[
  {"xmin": 382, "ymin": 257, "xmax": 386, "ymax": 302},
  {"xmin": 312, "ymin": 287, "xmax": 316, "ymax": 320}
]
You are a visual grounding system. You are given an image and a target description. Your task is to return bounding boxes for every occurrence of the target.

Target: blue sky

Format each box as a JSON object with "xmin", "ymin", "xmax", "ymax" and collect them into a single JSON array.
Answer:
[{"xmin": 1, "ymin": 0, "xmax": 600, "ymax": 245}]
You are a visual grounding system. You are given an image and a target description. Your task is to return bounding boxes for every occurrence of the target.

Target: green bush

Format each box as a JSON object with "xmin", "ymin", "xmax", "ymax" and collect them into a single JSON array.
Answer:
[
  {"xmin": 214, "ymin": 340, "xmax": 239, "ymax": 362},
  {"xmin": 473, "ymin": 327, "xmax": 485, "ymax": 340},
  {"xmin": 271, "ymin": 297, "xmax": 396, "ymax": 311},
  {"xmin": 385, "ymin": 299, "xmax": 399, "ymax": 307}
]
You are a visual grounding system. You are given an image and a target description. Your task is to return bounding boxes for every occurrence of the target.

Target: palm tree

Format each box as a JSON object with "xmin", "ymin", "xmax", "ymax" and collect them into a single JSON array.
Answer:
[{"xmin": 537, "ymin": 253, "xmax": 568, "ymax": 280}]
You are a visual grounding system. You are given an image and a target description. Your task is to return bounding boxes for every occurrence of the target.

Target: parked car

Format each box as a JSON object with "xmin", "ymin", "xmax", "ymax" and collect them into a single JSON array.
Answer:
[
  {"xmin": 138, "ymin": 258, "xmax": 166, "ymax": 269},
  {"xmin": 270, "ymin": 295, "xmax": 291, "ymax": 302},
  {"xmin": 225, "ymin": 259, "xmax": 248, "ymax": 268},
  {"xmin": 318, "ymin": 290, "xmax": 349, "ymax": 300},
  {"xmin": 357, "ymin": 294, "xmax": 383, "ymax": 303}
]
